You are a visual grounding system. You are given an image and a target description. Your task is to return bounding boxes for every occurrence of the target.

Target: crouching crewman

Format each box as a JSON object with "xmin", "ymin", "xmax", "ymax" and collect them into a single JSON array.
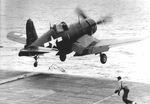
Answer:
[{"xmin": 114, "ymin": 76, "xmax": 137, "ymax": 104}]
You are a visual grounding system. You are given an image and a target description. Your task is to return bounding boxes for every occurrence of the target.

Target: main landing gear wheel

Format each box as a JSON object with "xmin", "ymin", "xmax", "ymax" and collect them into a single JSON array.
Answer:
[
  {"xmin": 33, "ymin": 55, "xmax": 39, "ymax": 67},
  {"xmin": 59, "ymin": 54, "xmax": 66, "ymax": 61},
  {"xmin": 100, "ymin": 53, "xmax": 107, "ymax": 64}
]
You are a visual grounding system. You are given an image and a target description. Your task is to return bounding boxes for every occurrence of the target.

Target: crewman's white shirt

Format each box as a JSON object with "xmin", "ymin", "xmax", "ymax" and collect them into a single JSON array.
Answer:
[{"xmin": 116, "ymin": 79, "xmax": 128, "ymax": 91}]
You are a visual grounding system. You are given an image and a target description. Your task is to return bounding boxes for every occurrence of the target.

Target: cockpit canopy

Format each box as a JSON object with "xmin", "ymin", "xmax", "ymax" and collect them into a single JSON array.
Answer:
[{"xmin": 55, "ymin": 22, "xmax": 69, "ymax": 33}]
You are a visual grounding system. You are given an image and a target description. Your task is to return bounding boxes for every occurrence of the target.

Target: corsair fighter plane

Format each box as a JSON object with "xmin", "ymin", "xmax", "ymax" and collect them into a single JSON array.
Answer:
[{"xmin": 7, "ymin": 8, "xmax": 142, "ymax": 67}]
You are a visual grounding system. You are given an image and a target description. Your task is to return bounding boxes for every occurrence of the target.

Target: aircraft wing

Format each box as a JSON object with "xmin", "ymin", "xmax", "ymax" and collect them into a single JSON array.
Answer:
[
  {"xmin": 7, "ymin": 31, "xmax": 26, "ymax": 44},
  {"xmin": 94, "ymin": 38, "xmax": 142, "ymax": 48},
  {"xmin": 72, "ymin": 35, "xmax": 143, "ymax": 56}
]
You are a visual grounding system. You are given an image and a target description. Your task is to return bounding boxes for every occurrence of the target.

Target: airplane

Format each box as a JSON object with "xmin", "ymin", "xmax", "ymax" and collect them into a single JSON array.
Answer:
[{"xmin": 7, "ymin": 8, "xmax": 143, "ymax": 67}]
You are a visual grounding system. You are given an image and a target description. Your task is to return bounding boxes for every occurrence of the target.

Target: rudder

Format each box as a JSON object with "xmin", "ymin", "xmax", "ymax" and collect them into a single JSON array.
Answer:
[{"xmin": 25, "ymin": 19, "xmax": 38, "ymax": 48}]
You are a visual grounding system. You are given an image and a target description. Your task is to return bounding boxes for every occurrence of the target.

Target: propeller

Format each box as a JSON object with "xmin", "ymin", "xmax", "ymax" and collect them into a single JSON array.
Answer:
[
  {"xmin": 75, "ymin": 7, "xmax": 112, "ymax": 24},
  {"xmin": 75, "ymin": 7, "xmax": 88, "ymax": 19},
  {"xmin": 96, "ymin": 16, "xmax": 112, "ymax": 24}
]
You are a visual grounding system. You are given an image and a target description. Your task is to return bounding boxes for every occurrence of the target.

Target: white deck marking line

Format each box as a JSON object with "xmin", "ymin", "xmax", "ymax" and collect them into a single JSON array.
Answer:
[
  {"xmin": 92, "ymin": 85, "xmax": 139, "ymax": 104},
  {"xmin": 93, "ymin": 94, "xmax": 116, "ymax": 104},
  {"xmin": 0, "ymin": 73, "xmax": 40, "ymax": 85}
]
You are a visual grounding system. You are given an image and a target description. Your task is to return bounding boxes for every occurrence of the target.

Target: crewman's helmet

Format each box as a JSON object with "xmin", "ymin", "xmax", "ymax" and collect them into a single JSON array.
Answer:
[{"xmin": 117, "ymin": 76, "xmax": 122, "ymax": 80}]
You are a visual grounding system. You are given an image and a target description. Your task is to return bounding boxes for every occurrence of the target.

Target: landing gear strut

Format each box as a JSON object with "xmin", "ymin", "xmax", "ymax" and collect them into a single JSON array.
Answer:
[
  {"xmin": 34, "ymin": 55, "xmax": 39, "ymax": 67},
  {"xmin": 100, "ymin": 53, "xmax": 107, "ymax": 64}
]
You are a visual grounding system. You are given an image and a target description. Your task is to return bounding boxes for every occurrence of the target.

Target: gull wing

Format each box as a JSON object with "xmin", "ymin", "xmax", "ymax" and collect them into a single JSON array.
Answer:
[
  {"xmin": 7, "ymin": 31, "xmax": 26, "ymax": 44},
  {"xmin": 95, "ymin": 38, "xmax": 142, "ymax": 48},
  {"xmin": 72, "ymin": 35, "xmax": 143, "ymax": 56}
]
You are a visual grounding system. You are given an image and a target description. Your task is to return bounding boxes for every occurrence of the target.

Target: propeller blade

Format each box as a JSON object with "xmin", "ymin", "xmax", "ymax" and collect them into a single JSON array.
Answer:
[
  {"xmin": 75, "ymin": 7, "xmax": 88, "ymax": 19},
  {"xmin": 97, "ymin": 16, "xmax": 112, "ymax": 24}
]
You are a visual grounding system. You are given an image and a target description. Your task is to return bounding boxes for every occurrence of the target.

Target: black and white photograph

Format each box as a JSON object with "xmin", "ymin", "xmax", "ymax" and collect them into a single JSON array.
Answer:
[{"xmin": 0, "ymin": 0, "xmax": 150, "ymax": 103}]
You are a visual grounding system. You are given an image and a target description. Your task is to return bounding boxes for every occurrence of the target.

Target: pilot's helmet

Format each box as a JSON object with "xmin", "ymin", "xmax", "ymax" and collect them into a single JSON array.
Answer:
[{"xmin": 61, "ymin": 21, "xmax": 68, "ymax": 31}]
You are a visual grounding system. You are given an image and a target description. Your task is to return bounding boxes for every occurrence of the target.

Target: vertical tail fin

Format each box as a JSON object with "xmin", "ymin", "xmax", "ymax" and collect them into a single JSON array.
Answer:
[{"xmin": 25, "ymin": 19, "xmax": 38, "ymax": 48}]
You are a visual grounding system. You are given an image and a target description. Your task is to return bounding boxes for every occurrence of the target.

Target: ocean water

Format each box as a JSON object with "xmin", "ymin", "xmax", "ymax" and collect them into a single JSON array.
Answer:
[{"xmin": 0, "ymin": 0, "xmax": 150, "ymax": 84}]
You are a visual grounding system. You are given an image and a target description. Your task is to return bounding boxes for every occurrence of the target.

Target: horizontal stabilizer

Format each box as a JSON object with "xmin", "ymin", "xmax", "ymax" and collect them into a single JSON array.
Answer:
[
  {"xmin": 7, "ymin": 31, "xmax": 26, "ymax": 44},
  {"xmin": 19, "ymin": 46, "xmax": 58, "ymax": 56}
]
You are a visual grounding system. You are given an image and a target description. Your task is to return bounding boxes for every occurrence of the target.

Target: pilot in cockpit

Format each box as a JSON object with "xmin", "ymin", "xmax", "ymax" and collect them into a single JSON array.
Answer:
[{"xmin": 55, "ymin": 22, "xmax": 69, "ymax": 33}]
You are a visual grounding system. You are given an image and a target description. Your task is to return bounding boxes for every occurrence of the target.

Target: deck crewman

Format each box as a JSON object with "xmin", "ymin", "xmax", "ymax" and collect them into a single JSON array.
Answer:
[{"xmin": 114, "ymin": 76, "xmax": 137, "ymax": 104}]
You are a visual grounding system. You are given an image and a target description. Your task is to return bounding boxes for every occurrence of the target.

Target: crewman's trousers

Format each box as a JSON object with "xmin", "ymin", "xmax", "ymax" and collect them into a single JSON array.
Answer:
[{"xmin": 122, "ymin": 87, "xmax": 133, "ymax": 104}]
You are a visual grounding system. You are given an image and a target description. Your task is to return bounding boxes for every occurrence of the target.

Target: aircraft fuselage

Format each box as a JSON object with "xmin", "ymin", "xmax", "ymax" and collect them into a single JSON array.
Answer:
[{"xmin": 52, "ymin": 18, "xmax": 97, "ymax": 55}]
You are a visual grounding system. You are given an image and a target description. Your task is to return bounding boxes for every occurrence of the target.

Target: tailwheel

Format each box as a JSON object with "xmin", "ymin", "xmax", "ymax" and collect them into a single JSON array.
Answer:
[
  {"xmin": 100, "ymin": 53, "xmax": 107, "ymax": 64},
  {"xmin": 33, "ymin": 55, "xmax": 39, "ymax": 67},
  {"xmin": 59, "ymin": 53, "xmax": 66, "ymax": 62},
  {"xmin": 34, "ymin": 61, "xmax": 38, "ymax": 67}
]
